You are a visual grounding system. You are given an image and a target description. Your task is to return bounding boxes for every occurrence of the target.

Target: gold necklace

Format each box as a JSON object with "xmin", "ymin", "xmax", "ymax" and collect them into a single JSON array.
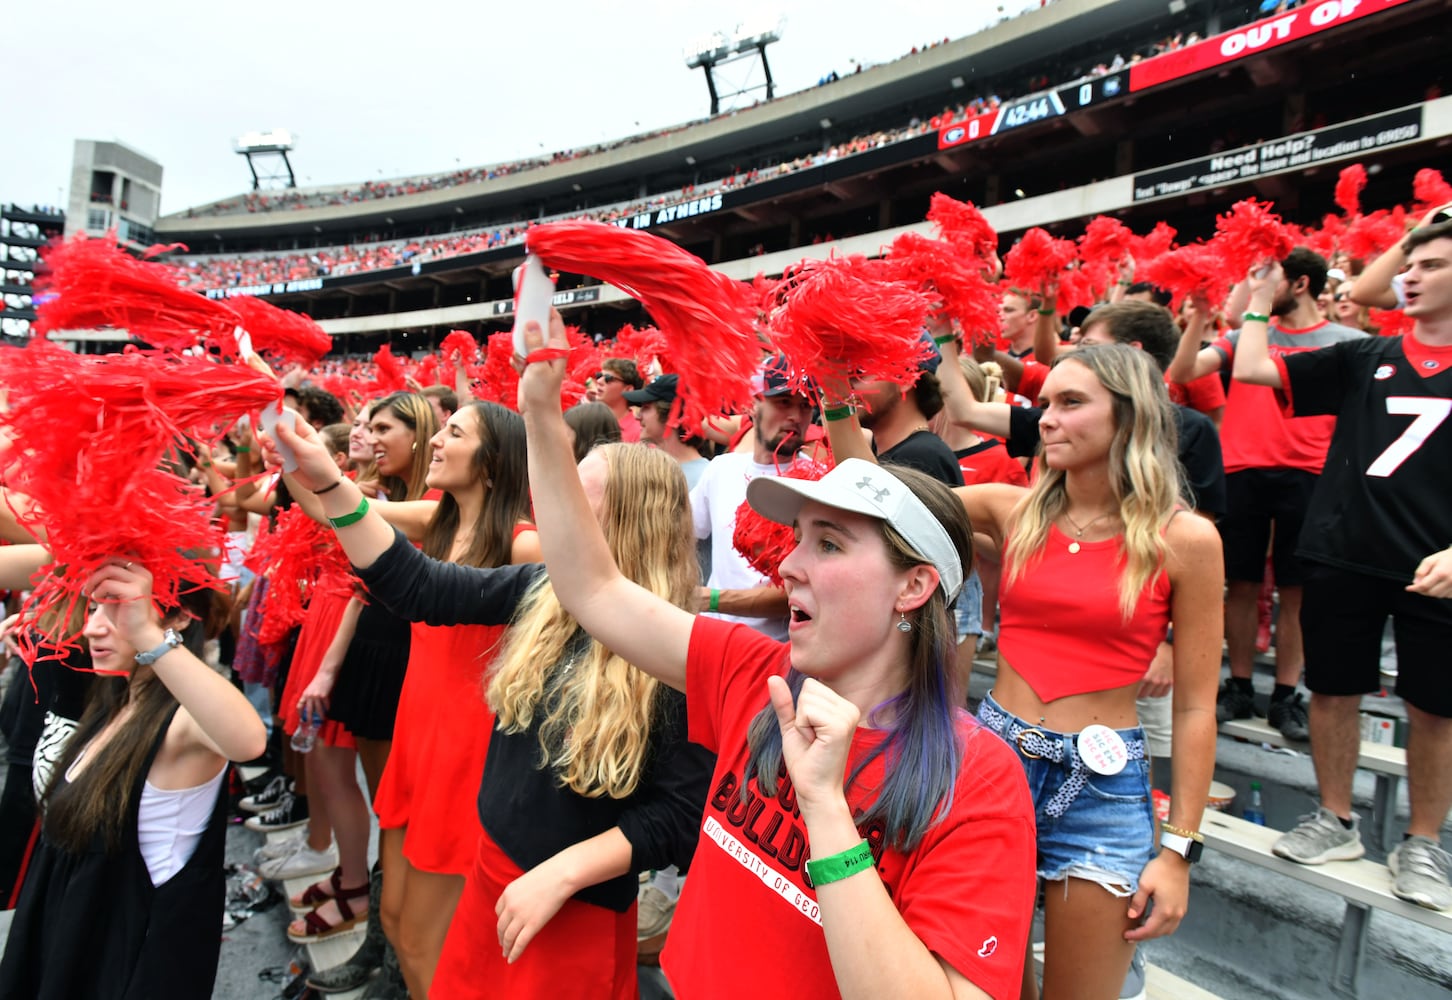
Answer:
[{"xmin": 1063, "ymin": 509, "xmax": 1118, "ymax": 554}]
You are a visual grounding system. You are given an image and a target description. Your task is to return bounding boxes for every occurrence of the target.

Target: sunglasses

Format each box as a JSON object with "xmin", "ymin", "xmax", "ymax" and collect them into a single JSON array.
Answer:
[
  {"xmin": 1333, "ymin": 292, "xmax": 1350, "ymax": 302},
  {"xmin": 595, "ymin": 373, "xmax": 621, "ymax": 385},
  {"xmin": 1433, "ymin": 206, "xmax": 1452, "ymax": 225}
]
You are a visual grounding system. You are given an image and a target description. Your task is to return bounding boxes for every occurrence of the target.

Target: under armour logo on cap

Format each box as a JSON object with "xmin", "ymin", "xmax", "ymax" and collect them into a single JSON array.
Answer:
[{"xmin": 855, "ymin": 475, "xmax": 890, "ymax": 503}]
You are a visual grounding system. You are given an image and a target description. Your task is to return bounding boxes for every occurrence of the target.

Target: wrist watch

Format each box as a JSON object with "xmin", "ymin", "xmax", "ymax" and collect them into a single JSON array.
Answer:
[
  {"xmin": 135, "ymin": 629, "xmax": 183, "ymax": 666},
  {"xmin": 1159, "ymin": 829, "xmax": 1204, "ymax": 864}
]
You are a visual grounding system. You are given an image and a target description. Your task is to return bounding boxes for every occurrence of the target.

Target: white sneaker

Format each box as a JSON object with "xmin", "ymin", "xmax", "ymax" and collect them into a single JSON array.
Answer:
[
  {"xmin": 253, "ymin": 828, "xmax": 307, "ymax": 864},
  {"xmin": 259, "ymin": 841, "xmax": 339, "ymax": 881}
]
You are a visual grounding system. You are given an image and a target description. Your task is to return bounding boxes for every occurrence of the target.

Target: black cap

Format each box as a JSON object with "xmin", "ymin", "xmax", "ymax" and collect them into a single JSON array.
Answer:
[
  {"xmin": 755, "ymin": 352, "xmax": 802, "ymax": 398},
  {"xmin": 623, "ymin": 373, "xmax": 679, "ymax": 405}
]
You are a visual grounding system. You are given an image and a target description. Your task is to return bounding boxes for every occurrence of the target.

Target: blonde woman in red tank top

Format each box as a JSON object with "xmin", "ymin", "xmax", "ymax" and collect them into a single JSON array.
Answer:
[
  {"xmin": 966, "ymin": 343, "xmax": 1222, "ymax": 1000},
  {"xmin": 830, "ymin": 341, "xmax": 1223, "ymax": 1000}
]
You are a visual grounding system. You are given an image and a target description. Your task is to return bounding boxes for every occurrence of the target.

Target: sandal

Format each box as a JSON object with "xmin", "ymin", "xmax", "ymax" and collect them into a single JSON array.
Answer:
[
  {"xmin": 289, "ymin": 868, "xmax": 361, "ymax": 914},
  {"xmin": 286, "ymin": 877, "xmax": 370, "ymax": 942}
]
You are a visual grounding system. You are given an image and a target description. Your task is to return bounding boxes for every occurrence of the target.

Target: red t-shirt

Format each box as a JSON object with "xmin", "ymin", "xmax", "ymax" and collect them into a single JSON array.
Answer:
[
  {"xmin": 617, "ymin": 410, "xmax": 642, "ymax": 444},
  {"xmin": 665, "ymin": 617, "xmax": 1036, "ymax": 1000},
  {"xmin": 1015, "ymin": 359, "xmax": 1049, "ymax": 405},
  {"xmin": 1213, "ymin": 320, "xmax": 1365, "ymax": 473},
  {"xmin": 955, "ymin": 439, "xmax": 1029, "ymax": 487},
  {"xmin": 1166, "ymin": 370, "xmax": 1225, "ymax": 416}
]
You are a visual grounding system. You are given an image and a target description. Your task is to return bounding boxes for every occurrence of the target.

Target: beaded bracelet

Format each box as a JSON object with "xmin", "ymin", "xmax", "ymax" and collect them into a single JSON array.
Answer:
[
  {"xmin": 804, "ymin": 840, "xmax": 875, "ymax": 888},
  {"xmin": 1160, "ymin": 822, "xmax": 1203, "ymax": 843}
]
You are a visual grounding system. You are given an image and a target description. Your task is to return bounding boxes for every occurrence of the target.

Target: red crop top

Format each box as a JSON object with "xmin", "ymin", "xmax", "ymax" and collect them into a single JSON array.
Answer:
[{"xmin": 997, "ymin": 525, "xmax": 1171, "ymax": 702}]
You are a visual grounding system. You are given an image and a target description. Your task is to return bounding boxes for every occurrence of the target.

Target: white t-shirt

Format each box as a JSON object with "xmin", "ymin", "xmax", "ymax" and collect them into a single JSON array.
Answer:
[{"xmin": 689, "ymin": 453, "xmax": 794, "ymax": 640}]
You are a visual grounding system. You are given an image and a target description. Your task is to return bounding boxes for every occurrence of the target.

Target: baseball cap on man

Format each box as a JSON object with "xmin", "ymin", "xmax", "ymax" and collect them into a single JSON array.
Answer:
[
  {"xmin": 623, "ymin": 374, "xmax": 679, "ymax": 406},
  {"xmin": 745, "ymin": 457, "xmax": 963, "ymax": 600}
]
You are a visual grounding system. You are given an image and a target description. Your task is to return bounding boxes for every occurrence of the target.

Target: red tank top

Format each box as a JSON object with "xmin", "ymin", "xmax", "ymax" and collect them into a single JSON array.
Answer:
[{"xmin": 998, "ymin": 524, "xmax": 1171, "ymax": 702}]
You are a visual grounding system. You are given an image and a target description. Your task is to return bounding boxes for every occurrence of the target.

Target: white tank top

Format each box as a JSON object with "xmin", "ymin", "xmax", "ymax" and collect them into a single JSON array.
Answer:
[{"xmin": 136, "ymin": 766, "xmax": 227, "ymax": 886}]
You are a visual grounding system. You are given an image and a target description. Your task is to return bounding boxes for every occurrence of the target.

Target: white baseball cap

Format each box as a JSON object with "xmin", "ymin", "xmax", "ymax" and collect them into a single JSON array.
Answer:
[{"xmin": 746, "ymin": 457, "xmax": 964, "ymax": 601}]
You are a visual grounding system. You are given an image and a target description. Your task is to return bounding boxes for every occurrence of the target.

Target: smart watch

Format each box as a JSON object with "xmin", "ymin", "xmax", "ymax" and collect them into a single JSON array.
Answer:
[
  {"xmin": 1159, "ymin": 829, "xmax": 1204, "ymax": 864},
  {"xmin": 135, "ymin": 629, "xmax": 183, "ymax": 666}
]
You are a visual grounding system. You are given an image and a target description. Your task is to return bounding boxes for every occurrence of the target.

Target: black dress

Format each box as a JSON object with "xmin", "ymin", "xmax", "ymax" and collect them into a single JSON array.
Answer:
[
  {"xmin": 328, "ymin": 596, "xmax": 411, "ymax": 740},
  {"xmin": 0, "ymin": 707, "xmax": 230, "ymax": 1000}
]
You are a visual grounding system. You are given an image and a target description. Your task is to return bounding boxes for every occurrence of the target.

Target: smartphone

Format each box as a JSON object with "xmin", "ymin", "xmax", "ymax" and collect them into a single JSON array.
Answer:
[
  {"xmin": 258, "ymin": 403, "xmax": 298, "ymax": 472},
  {"xmin": 511, "ymin": 255, "xmax": 556, "ymax": 357}
]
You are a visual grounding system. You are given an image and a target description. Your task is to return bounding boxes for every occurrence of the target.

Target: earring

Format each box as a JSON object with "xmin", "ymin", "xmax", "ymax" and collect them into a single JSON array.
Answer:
[
  {"xmin": 896, "ymin": 611, "xmax": 912, "ymax": 633},
  {"xmin": 411, "ymin": 441, "xmax": 418, "ymax": 452}
]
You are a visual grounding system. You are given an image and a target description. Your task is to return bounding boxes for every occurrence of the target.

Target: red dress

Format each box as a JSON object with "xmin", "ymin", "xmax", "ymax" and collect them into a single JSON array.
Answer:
[
  {"xmin": 278, "ymin": 571, "xmax": 356, "ymax": 750},
  {"xmin": 432, "ymin": 830, "xmax": 637, "ymax": 1000},
  {"xmin": 371, "ymin": 622, "xmax": 505, "ymax": 874}
]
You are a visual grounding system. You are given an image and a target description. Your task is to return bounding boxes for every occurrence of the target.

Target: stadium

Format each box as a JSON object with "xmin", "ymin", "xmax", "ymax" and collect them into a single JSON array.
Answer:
[
  {"xmin": 2, "ymin": 1, "xmax": 1451, "ymax": 998},
  {"xmin": 127, "ymin": 0, "xmax": 1448, "ymax": 360}
]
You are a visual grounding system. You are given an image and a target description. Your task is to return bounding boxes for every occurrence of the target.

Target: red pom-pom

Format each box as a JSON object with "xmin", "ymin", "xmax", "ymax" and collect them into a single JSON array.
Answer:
[
  {"xmin": 885, "ymin": 232, "xmax": 1000, "ymax": 342},
  {"xmin": 472, "ymin": 333, "xmax": 520, "ymax": 410},
  {"xmin": 1299, "ymin": 215, "xmax": 1343, "ymax": 262},
  {"xmin": 34, "ymin": 234, "xmax": 239, "ymax": 351},
  {"xmin": 246, "ymin": 506, "xmax": 356, "ymax": 645},
  {"xmin": 927, "ymin": 193, "xmax": 999, "ymax": 259},
  {"xmin": 1079, "ymin": 216, "xmax": 1136, "ymax": 286},
  {"xmin": 1130, "ymin": 222, "xmax": 1178, "ymax": 265},
  {"xmin": 1210, "ymin": 199, "xmax": 1295, "ymax": 281},
  {"xmin": 1335, "ymin": 164, "xmax": 1367, "ymax": 217},
  {"xmin": 1343, "ymin": 209, "xmax": 1406, "ymax": 262},
  {"xmin": 1370, "ymin": 308, "xmax": 1413, "ymax": 339},
  {"xmin": 526, "ymin": 220, "xmax": 760, "ymax": 431},
  {"xmin": 1139, "ymin": 243, "xmax": 1227, "ymax": 311},
  {"xmin": 0, "ymin": 344, "xmax": 282, "ymax": 662},
  {"xmin": 606, "ymin": 323, "xmax": 671, "ymax": 374},
  {"xmin": 1056, "ymin": 266, "xmax": 1099, "ymax": 315},
  {"xmin": 413, "ymin": 355, "xmax": 440, "ymax": 387},
  {"xmin": 440, "ymin": 330, "xmax": 480, "ymax": 370},
  {"xmin": 226, "ymin": 294, "xmax": 333, "ymax": 367},
  {"xmin": 561, "ymin": 327, "xmax": 603, "ymax": 408},
  {"xmin": 370, "ymin": 343, "xmax": 407, "ymax": 396},
  {"xmin": 731, "ymin": 457, "xmax": 833, "ymax": 584},
  {"xmin": 1413, "ymin": 169, "xmax": 1452, "ymax": 215},
  {"xmin": 1002, "ymin": 228, "xmax": 1078, "ymax": 296},
  {"xmin": 318, "ymin": 373, "xmax": 369, "ymax": 410},
  {"xmin": 768, "ymin": 255, "xmax": 932, "ymax": 392}
]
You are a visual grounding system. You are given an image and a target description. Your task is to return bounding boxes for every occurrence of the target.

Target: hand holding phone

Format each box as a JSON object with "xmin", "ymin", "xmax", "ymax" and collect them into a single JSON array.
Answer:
[{"xmin": 512, "ymin": 256, "xmax": 556, "ymax": 357}]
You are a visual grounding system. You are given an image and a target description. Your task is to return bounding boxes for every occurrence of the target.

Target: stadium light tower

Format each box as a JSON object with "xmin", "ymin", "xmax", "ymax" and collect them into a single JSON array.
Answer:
[
  {"xmin": 234, "ymin": 130, "xmax": 298, "ymax": 191},
  {"xmin": 685, "ymin": 16, "xmax": 783, "ymax": 116}
]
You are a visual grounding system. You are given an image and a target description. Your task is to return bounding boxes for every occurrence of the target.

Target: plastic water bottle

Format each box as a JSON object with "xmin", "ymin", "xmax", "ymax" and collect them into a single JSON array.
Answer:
[
  {"xmin": 1244, "ymin": 781, "xmax": 1266, "ymax": 826},
  {"xmin": 290, "ymin": 710, "xmax": 321, "ymax": 753}
]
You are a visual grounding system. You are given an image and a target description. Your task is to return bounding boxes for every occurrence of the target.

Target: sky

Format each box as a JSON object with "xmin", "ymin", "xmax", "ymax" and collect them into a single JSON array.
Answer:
[{"xmin": 6, "ymin": 0, "xmax": 1043, "ymax": 216}]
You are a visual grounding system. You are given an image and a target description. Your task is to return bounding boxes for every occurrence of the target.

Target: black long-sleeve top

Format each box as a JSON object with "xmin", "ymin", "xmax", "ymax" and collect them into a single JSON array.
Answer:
[{"xmin": 357, "ymin": 529, "xmax": 713, "ymax": 912}]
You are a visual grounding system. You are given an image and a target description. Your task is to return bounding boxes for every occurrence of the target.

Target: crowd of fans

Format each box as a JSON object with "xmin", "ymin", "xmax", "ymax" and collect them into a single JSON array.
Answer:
[{"xmin": 1, "ymin": 170, "xmax": 1451, "ymax": 1000}]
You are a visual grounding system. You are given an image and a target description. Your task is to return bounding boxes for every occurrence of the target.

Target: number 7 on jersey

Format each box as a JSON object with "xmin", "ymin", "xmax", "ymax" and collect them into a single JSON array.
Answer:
[{"xmin": 1366, "ymin": 397, "xmax": 1452, "ymax": 478}]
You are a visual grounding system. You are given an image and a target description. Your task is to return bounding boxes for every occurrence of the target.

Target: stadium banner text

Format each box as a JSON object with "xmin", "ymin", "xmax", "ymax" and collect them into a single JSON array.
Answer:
[
  {"xmin": 491, "ymin": 286, "xmax": 601, "ymax": 316},
  {"xmin": 1130, "ymin": 0, "xmax": 1418, "ymax": 92},
  {"xmin": 1131, "ymin": 105, "xmax": 1423, "ymax": 202}
]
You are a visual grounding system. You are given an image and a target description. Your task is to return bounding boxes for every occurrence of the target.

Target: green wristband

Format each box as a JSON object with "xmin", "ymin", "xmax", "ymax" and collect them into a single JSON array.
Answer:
[
  {"xmin": 804, "ymin": 840, "xmax": 875, "ymax": 888},
  {"xmin": 708, "ymin": 588, "xmax": 721, "ymax": 613},
  {"xmin": 1038, "ymin": 306, "xmax": 1056, "ymax": 316},
  {"xmin": 822, "ymin": 405, "xmax": 855, "ymax": 422},
  {"xmin": 1242, "ymin": 312, "xmax": 1271, "ymax": 324},
  {"xmin": 327, "ymin": 497, "xmax": 370, "ymax": 529},
  {"xmin": 234, "ymin": 445, "xmax": 251, "ymax": 453},
  {"xmin": 932, "ymin": 333, "xmax": 956, "ymax": 346}
]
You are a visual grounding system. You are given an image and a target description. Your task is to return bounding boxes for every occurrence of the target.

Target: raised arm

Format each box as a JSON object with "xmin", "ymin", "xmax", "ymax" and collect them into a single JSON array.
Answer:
[
  {"xmin": 0, "ymin": 544, "xmax": 51, "ymax": 590},
  {"xmin": 518, "ymin": 313, "xmax": 694, "ymax": 692},
  {"xmin": 85, "ymin": 562, "xmax": 266, "ymax": 764},
  {"xmin": 1229, "ymin": 263, "xmax": 1284, "ymax": 389},
  {"xmin": 936, "ymin": 337, "xmax": 1013, "ymax": 439},
  {"xmin": 1166, "ymin": 305, "xmax": 1225, "ymax": 384}
]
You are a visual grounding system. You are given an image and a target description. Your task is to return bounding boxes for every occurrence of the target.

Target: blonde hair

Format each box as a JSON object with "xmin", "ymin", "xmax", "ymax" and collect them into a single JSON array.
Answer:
[
  {"xmin": 487, "ymin": 444, "xmax": 698, "ymax": 798},
  {"xmin": 1004, "ymin": 343, "xmax": 1180, "ymax": 618},
  {"xmin": 958, "ymin": 356, "xmax": 1003, "ymax": 402}
]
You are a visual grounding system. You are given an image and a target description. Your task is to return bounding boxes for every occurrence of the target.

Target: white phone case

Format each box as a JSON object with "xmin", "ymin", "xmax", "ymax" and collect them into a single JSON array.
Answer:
[{"xmin": 512, "ymin": 255, "xmax": 556, "ymax": 356}]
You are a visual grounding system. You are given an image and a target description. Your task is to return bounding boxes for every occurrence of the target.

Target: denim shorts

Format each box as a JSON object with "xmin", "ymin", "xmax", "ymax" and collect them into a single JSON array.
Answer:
[
  {"xmin": 954, "ymin": 569, "xmax": 984, "ymax": 641},
  {"xmin": 976, "ymin": 691, "xmax": 1156, "ymax": 895}
]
